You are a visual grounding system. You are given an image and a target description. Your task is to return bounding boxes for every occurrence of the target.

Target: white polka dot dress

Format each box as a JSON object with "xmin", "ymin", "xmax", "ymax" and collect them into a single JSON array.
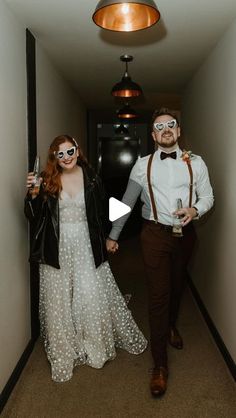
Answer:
[{"xmin": 39, "ymin": 189, "xmax": 147, "ymax": 382}]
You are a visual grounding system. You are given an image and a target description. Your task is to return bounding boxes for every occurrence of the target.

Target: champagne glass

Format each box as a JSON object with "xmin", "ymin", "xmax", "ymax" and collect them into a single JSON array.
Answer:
[{"xmin": 29, "ymin": 156, "xmax": 41, "ymax": 195}]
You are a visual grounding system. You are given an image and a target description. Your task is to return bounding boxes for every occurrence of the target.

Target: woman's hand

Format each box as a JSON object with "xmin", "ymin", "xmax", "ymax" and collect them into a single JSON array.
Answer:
[
  {"xmin": 26, "ymin": 172, "xmax": 36, "ymax": 189},
  {"xmin": 26, "ymin": 172, "xmax": 42, "ymax": 198},
  {"xmin": 106, "ymin": 238, "xmax": 119, "ymax": 253}
]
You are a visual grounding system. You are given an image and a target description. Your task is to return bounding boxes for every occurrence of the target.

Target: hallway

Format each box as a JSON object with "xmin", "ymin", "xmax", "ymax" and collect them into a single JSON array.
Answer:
[{"xmin": 2, "ymin": 236, "xmax": 236, "ymax": 418}]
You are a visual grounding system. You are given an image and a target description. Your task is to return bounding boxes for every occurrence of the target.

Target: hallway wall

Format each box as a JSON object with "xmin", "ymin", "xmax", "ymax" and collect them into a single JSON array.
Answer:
[
  {"xmin": 182, "ymin": 17, "xmax": 236, "ymax": 363},
  {"xmin": 0, "ymin": 0, "xmax": 30, "ymax": 393},
  {"xmin": 0, "ymin": 2, "xmax": 87, "ymax": 394},
  {"xmin": 36, "ymin": 44, "xmax": 87, "ymax": 165}
]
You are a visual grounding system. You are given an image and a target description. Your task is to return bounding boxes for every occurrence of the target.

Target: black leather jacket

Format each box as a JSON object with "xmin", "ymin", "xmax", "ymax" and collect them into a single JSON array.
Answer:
[{"xmin": 24, "ymin": 162, "xmax": 108, "ymax": 269}]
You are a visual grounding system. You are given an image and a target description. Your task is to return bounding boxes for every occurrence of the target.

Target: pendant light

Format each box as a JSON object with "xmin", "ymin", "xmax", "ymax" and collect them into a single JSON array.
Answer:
[
  {"xmin": 111, "ymin": 55, "xmax": 142, "ymax": 98},
  {"xmin": 117, "ymin": 102, "xmax": 139, "ymax": 119},
  {"xmin": 114, "ymin": 123, "xmax": 129, "ymax": 135},
  {"xmin": 114, "ymin": 123, "xmax": 131, "ymax": 140},
  {"xmin": 92, "ymin": 0, "xmax": 160, "ymax": 32}
]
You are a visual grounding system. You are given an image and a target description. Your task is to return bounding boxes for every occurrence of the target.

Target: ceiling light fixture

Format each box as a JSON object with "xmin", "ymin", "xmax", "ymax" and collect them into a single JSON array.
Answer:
[
  {"xmin": 92, "ymin": 0, "xmax": 160, "ymax": 32},
  {"xmin": 111, "ymin": 55, "xmax": 142, "ymax": 98},
  {"xmin": 114, "ymin": 123, "xmax": 129, "ymax": 135},
  {"xmin": 117, "ymin": 102, "xmax": 139, "ymax": 119}
]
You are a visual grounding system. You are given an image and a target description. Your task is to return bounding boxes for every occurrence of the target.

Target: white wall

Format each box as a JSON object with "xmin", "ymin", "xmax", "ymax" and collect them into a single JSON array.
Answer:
[
  {"xmin": 182, "ymin": 17, "xmax": 236, "ymax": 363},
  {"xmin": 36, "ymin": 45, "xmax": 87, "ymax": 167},
  {"xmin": 0, "ymin": 3, "xmax": 87, "ymax": 394},
  {"xmin": 0, "ymin": 1, "xmax": 30, "ymax": 392}
]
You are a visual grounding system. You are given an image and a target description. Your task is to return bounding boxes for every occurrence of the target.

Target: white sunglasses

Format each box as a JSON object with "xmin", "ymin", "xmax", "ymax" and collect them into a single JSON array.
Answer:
[
  {"xmin": 55, "ymin": 146, "xmax": 77, "ymax": 160},
  {"xmin": 153, "ymin": 119, "xmax": 177, "ymax": 132}
]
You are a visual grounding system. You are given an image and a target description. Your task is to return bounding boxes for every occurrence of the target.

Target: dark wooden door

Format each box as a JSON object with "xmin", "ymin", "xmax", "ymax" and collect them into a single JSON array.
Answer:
[{"xmin": 98, "ymin": 136, "xmax": 142, "ymax": 239}]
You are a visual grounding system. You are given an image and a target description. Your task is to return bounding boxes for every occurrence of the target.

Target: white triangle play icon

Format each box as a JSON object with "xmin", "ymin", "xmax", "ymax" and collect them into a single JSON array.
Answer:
[{"xmin": 109, "ymin": 197, "xmax": 131, "ymax": 222}]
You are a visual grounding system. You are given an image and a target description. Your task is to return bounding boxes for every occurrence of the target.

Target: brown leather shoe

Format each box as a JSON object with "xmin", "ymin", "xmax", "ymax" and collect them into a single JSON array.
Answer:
[
  {"xmin": 150, "ymin": 366, "xmax": 168, "ymax": 397},
  {"xmin": 169, "ymin": 327, "xmax": 183, "ymax": 349}
]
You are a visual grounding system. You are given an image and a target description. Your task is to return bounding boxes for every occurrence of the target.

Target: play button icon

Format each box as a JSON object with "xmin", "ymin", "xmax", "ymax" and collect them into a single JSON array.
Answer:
[{"xmin": 109, "ymin": 197, "xmax": 131, "ymax": 222}]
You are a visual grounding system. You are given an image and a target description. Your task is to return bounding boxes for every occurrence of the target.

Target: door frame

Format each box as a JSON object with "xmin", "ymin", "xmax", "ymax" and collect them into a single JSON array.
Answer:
[{"xmin": 26, "ymin": 28, "xmax": 40, "ymax": 340}]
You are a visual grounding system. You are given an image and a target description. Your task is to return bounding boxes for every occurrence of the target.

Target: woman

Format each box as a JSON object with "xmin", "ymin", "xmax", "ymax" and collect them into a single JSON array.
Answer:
[{"xmin": 25, "ymin": 134, "xmax": 147, "ymax": 382}]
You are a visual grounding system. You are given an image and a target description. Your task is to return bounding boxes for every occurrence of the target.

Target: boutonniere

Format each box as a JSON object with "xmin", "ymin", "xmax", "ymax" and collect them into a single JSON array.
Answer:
[{"xmin": 181, "ymin": 150, "xmax": 193, "ymax": 163}]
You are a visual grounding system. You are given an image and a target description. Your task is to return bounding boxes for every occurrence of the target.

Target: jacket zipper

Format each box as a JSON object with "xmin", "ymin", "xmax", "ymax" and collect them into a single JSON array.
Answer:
[
  {"xmin": 28, "ymin": 201, "xmax": 34, "ymax": 218},
  {"xmin": 35, "ymin": 216, "xmax": 46, "ymax": 240}
]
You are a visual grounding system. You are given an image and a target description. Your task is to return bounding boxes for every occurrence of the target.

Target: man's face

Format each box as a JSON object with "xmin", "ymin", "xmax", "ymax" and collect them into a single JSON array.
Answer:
[{"xmin": 152, "ymin": 114, "xmax": 180, "ymax": 149}]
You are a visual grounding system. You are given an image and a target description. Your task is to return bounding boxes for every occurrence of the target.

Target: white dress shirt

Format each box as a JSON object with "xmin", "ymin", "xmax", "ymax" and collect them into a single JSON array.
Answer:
[{"xmin": 109, "ymin": 146, "xmax": 214, "ymax": 241}]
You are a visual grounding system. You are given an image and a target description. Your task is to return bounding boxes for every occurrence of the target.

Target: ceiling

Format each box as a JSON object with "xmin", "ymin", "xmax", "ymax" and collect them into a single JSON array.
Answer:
[{"xmin": 5, "ymin": 0, "xmax": 236, "ymax": 111}]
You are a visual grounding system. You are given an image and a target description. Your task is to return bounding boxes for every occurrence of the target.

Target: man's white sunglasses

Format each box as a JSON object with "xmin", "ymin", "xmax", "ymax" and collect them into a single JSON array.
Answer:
[
  {"xmin": 153, "ymin": 119, "xmax": 177, "ymax": 132},
  {"xmin": 55, "ymin": 146, "xmax": 77, "ymax": 160}
]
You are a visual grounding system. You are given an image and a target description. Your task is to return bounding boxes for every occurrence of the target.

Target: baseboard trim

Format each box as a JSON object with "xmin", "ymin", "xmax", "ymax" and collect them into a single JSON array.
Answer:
[
  {"xmin": 189, "ymin": 279, "xmax": 236, "ymax": 381},
  {"xmin": 0, "ymin": 339, "xmax": 35, "ymax": 413}
]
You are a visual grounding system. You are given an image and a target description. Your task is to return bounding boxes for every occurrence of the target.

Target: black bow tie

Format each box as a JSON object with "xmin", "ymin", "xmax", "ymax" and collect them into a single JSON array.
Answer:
[{"xmin": 160, "ymin": 151, "xmax": 177, "ymax": 160}]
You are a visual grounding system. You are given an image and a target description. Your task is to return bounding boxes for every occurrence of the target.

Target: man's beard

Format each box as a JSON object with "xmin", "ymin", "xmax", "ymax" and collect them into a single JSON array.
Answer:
[{"xmin": 157, "ymin": 138, "xmax": 177, "ymax": 148}]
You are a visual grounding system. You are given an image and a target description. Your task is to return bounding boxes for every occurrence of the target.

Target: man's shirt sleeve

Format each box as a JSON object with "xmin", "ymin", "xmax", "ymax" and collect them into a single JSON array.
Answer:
[
  {"xmin": 109, "ymin": 161, "xmax": 143, "ymax": 241},
  {"xmin": 194, "ymin": 157, "xmax": 214, "ymax": 217}
]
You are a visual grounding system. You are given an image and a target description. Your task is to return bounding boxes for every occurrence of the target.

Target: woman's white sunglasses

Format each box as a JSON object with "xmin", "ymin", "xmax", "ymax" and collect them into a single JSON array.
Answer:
[
  {"xmin": 153, "ymin": 119, "xmax": 177, "ymax": 132},
  {"xmin": 55, "ymin": 146, "xmax": 77, "ymax": 160}
]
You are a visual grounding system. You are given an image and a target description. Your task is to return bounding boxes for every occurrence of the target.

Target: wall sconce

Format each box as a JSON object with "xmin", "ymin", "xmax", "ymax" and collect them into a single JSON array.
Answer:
[
  {"xmin": 92, "ymin": 0, "xmax": 160, "ymax": 32},
  {"xmin": 111, "ymin": 55, "xmax": 142, "ymax": 98}
]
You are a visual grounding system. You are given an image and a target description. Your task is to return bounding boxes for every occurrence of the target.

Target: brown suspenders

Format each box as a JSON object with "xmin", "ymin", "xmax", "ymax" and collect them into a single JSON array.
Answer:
[
  {"xmin": 186, "ymin": 161, "xmax": 193, "ymax": 208},
  {"xmin": 147, "ymin": 153, "xmax": 158, "ymax": 222},
  {"xmin": 147, "ymin": 153, "xmax": 193, "ymax": 222}
]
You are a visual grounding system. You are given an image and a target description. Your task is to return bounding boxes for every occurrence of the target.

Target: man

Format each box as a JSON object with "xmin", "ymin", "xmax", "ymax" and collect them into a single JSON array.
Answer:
[{"xmin": 106, "ymin": 108, "xmax": 214, "ymax": 397}]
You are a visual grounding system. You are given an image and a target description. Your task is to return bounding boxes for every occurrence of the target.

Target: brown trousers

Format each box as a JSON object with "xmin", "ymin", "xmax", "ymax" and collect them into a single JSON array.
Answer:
[{"xmin": 140, "ymin": 220, "xmax": 196, "ymax": 368}]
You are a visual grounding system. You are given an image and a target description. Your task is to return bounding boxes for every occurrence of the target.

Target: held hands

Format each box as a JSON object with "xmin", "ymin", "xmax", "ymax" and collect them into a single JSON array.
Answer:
[
  {"xmin": 173, "ymin": 207, "xmax": 198, "ymax": 226},
  {"xmin": 106, "ymin": 238, "xmax": 119, "ymax": 254}
]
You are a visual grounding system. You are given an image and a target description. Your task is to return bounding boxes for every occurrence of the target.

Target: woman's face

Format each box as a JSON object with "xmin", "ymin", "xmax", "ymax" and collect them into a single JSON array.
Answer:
[{"xmin": 56, "ymin": 141, "xmax": 79, "ymax": 171}]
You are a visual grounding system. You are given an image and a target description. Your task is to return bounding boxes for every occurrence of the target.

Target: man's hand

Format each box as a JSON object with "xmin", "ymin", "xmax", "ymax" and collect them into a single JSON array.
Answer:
[
  {"xmin": 106, "ymin": 238, "xmax": 119, "ymax": 253},
  {"xmin": 173, "ymin": 207, "xmax": 198, "ymax": 226}
]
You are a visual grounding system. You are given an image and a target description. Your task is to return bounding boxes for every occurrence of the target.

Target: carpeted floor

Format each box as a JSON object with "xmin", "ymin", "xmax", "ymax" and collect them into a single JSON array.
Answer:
[{"xmin": 2, "ymin": 236, "xmax": 236, "ymax": 418}]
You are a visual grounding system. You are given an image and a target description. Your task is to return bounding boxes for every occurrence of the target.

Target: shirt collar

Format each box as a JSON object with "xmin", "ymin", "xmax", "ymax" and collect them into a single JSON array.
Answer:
[{"xmin": 155, "ymin": 145, "xmax": 181, "ymax": 158}]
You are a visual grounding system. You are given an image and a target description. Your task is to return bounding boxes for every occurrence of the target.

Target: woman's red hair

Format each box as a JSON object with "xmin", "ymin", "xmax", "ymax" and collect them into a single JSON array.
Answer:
[{"xmin": 42, "ymin": 135, "xmax": 87, "ymax": 197}]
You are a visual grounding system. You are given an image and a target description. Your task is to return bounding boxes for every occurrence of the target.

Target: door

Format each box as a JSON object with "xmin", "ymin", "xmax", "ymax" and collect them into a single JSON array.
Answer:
[{"xmin": 98, "ymin": 135, "xmax": 142, "ymax": 239}]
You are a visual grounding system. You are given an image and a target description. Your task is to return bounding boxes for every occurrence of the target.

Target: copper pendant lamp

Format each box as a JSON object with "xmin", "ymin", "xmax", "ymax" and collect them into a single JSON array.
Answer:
[
  {"xmin": 92, "ymin": 0, "xmax": 160, "ymax": 32},
  {"xmin": 117, "ymin": 102, "xmax": 139, "ymax": 119},
  {"xmin": 112, "ymin": 55, "xmax": 142, "ymax": 98}
]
